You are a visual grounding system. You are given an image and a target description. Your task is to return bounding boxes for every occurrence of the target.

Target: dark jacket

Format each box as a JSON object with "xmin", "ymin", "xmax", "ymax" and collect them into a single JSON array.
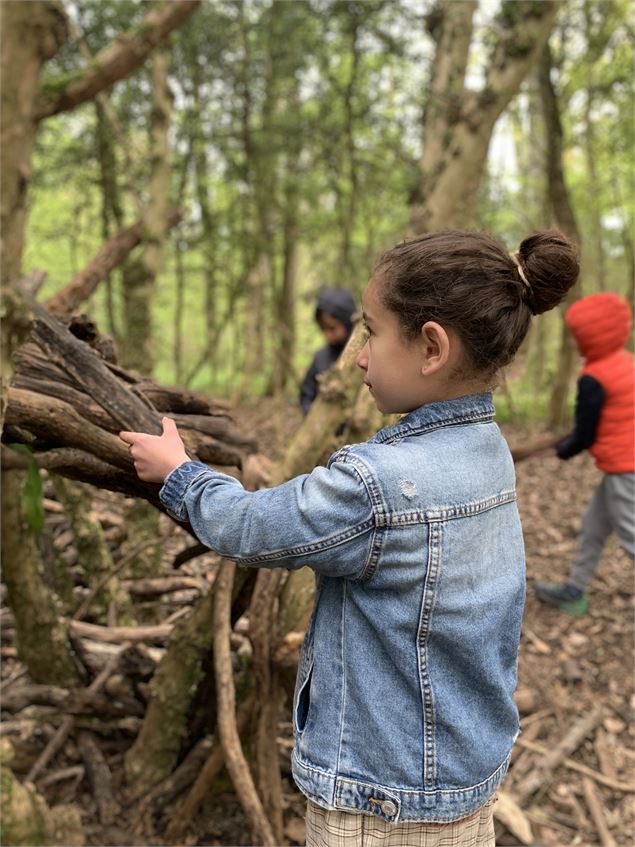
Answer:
[{"xmin": 299, "ymin": 288, "xmax": 357, "ymax": 414}]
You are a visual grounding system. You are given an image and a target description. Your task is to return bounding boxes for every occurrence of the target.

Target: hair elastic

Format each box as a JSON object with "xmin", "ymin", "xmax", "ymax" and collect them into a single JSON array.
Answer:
[{"xmin": 511, "ymin": 253, "xmax": 530, "ymax": 291}]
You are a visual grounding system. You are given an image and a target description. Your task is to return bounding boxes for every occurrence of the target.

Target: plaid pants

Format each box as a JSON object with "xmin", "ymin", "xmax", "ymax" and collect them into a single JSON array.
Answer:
[{"xmin": 305, "ymin": 798, "xmax": 495, "ymax": 847}]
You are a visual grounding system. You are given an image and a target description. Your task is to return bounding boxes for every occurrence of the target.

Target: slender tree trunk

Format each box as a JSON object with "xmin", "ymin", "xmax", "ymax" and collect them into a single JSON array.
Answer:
[
  {"xmin": 583, "ymin": 87, "xmax": 606, "ymax": 290},
  {"xmin": 95, "ymin": 98, "xmax": 124, "ymax": 341},
  {"xmin": 338, "ymin": 14, "xmax": 361, "ymax": 278},
  {"xmin": 192, "ymin": 77, "xmax": 219, "ymax": 385},
  {"xmin": 538, "ymin": 42, "xmax": 583, "ymax": 429},
  {"xmin": 121, "ymin": 51, "xmax": 172, "ymax": 372}
]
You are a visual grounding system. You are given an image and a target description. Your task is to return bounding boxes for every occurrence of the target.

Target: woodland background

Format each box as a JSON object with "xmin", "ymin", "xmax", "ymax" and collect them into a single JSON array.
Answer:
[{"xmin": 0, "ymin": 1, "xmax": 633, "ymax": 846}]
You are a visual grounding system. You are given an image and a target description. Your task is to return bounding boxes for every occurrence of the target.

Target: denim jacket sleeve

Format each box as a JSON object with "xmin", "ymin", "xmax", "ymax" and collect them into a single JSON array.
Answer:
[{"xmin": 159, "ymin": 460, "xmax": 376, "ymax": 579}]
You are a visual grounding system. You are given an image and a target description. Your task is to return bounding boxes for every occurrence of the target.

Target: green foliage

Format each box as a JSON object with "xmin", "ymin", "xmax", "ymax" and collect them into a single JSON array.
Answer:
[
  {"xmin": 23, "ymin": 0, "xmax": 633, "ymax": 420},
  {"xmin": 8, "ymin": 446, "xmax": 45, "ymax": 535}
]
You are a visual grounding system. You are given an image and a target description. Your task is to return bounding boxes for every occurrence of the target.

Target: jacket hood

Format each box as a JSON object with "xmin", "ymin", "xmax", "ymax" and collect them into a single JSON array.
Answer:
[
  {"xmin": 565, "ymin": 293, "xmax": 632, "ymax": 361},
  {"xmin": 315, "ymin": 288, "xmax": 357, "ymax": 333}
]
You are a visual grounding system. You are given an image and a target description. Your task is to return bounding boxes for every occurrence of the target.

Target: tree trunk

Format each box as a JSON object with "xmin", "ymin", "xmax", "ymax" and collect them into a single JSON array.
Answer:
[
  {"xmin": 0, "ymin": 0, "xmax": 68, "ymax": 422},
  {"xmin": 121, "ymin": 51, "xmax": 172, "ymax": 373},
  {"xmin": 1, "ymin": 469, "xmax": 82, "ymax": 686},
  {"xmin": 538, "ymin": 41, "xmax": 583, "ymax": 429},
  {"xmin": 410, "ymin": 0, "xmax": 558, "ymax": 233},
  {"xmin": 124, "ymin": 569, "xmax": 253, "ymax": 795},
  {"xmin": 0, "ymin": 1, "xmax": 83, "ymax": 688}
]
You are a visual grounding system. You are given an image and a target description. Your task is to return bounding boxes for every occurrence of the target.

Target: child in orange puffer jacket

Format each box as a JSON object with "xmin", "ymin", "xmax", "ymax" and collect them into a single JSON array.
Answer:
[{"xmin": 535, "ymin": 292, "xmax": 634, "ymax": 615}]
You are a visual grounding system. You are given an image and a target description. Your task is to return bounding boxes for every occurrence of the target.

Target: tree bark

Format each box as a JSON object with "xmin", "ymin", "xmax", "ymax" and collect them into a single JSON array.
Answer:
[
  {"xmin": 1, "ymin": 468, "xmax": 82, "ymax": 686},
  {"xmin": 32, "ymin": 0, "xmax": 200, "ymax": 121},
  {"xmin": 124, "ymin": 568, "xmax": 252, "ymax": 795},
  {"xmin": 410, "ymin": 0, "xmax": 559, "ymax": 233},
  {"xmin": 0, "ymin": 0, "xmax": 68, "ymax": 423},
  {"xmin": 538, "ymin": 41, "xmax": 582, "ymax": 429}
]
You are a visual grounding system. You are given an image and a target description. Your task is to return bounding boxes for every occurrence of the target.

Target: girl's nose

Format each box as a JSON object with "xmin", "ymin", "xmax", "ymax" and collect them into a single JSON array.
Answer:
[{"xmin": 356, "ymin": 342, "xmax": 368, "ymax": 371}]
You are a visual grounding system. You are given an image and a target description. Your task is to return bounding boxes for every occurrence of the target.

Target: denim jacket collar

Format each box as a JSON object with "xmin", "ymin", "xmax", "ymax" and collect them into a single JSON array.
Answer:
[{"xmin": 369, "ymin": 392, "xmax": 495, "ymax": 445}]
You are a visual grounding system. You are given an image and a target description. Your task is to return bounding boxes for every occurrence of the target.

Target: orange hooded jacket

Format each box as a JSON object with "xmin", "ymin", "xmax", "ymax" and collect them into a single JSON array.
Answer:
[{"xmin": 565, "ymin": 293, "xmax": 634, "ymax": 474}]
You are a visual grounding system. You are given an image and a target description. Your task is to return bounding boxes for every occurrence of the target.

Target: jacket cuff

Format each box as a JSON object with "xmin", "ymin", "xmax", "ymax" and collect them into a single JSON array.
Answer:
[{"xmin": 159, "ymin": 461, "xmax": 212, "ymax": 521}]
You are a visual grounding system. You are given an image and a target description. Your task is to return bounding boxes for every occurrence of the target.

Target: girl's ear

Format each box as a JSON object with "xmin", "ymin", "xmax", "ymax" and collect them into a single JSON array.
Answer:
[{"xmin": 419, "ymin": 321, "xmax": 451, "ymax": 375}]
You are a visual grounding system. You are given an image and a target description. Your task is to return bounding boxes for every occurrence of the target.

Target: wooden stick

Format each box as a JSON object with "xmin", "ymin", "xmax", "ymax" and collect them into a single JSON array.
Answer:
[
  {"xmin": 508, "ymin": 432, "xmax": 566, "ymax": 463},
  {"xmin": 212, "ymin": 561, "xmax": 276, "ymax": 846},
  {"xmin": 77, "ymin": 731, "xmax": 119, "ymax": 825},
  {"xmin": 68, "ymin": 619, "xmax": 172, "ymax": 644},
  {"xmin": 514, "ymin": 707, "xmax": 604, "ymax": 803},
  {"xmin": 582, "ymin": 776, "xmax": 617, "ymax": 847},
  {"xmin": 515, "ymin": 736, "xmax": 635, "ymax": 793}
]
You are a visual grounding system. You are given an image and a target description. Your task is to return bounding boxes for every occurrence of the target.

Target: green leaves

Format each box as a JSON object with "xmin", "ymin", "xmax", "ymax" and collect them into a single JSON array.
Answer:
[{"xmin": 8, "ymin": 445, "xmax": 45, "ymax": 535}]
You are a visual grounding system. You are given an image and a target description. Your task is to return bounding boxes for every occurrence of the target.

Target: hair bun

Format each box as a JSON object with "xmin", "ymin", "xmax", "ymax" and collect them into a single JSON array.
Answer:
[{"xmin": 516, "ymin": 230, "xmax": 579, "ymax": 315}]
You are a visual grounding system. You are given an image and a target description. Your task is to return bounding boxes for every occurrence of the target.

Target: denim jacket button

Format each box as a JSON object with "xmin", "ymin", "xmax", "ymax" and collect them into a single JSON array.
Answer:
[{"xmin": 380, "ymin": 800, "xmax": 397, "ymax": 817}]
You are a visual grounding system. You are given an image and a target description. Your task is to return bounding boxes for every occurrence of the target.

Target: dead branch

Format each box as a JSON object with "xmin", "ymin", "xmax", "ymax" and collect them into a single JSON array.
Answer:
[
  {"xmin": 583, "ymin": 776, "xmax": 618, "ymax": 847},
  {"xmin": 213, "ymin": 561, "xmax": 276, "ymax": 846},
  {"xmin": 45, "ymin": 210, "xmax": 182, "ymax": 314},
  {"xmin": 249, "ymin": 569, "xmax": 286, "ymax": 842},
  {"xmin": 508, "ymin": 432, "xmax": 566, "ymax": 463},
  {"xmin": 77, "ymin": 731, "xmax": 119, "ymax": 826},
  {"xmin": 514, "ymin": 706, "xmax": 605, "ymax": 803},
  {"xmin": 68, "ymin": 621, "xmax": 172, "ymax": 645},
  {"xmin": 515, "ymin": 737, "xmax": 635, "ymax": 793}
]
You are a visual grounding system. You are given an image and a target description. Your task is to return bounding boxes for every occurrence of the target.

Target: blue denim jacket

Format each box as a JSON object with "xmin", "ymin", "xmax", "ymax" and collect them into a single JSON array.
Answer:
[{"xmin": 160, "ymin": 393, "xmax": 524, "ymax": 823}]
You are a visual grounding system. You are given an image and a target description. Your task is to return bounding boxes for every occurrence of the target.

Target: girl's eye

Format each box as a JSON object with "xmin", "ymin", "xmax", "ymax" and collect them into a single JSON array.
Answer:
[{"xmin": 362, "ymin": 324, "xmax": 372, "ymax": 338}]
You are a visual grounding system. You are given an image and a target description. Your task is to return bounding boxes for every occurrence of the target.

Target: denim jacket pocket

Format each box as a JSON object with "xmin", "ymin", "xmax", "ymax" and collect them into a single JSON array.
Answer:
[{"xmin": 294, "ymin": 659, "xmax": 314, "ymax": 735}]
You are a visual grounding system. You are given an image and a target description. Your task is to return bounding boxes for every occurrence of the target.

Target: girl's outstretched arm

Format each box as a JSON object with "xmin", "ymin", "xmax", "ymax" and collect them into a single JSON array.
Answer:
[{"xmin": 119, "ymin": 419, "xmax": 376, "ymax": 579}]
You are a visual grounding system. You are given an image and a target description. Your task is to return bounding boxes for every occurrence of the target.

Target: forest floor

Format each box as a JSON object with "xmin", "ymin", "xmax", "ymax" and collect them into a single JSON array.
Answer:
[{"xmin": 1, "ymin": 397, "xmax": 633, "ymax": 847}]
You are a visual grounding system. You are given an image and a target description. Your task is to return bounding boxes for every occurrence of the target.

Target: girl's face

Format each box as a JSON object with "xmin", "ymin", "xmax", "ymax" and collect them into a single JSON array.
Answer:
[
  {"xmin": 357, "ymin": 277, "xmax": 431, "ymax": 414},
  {"xmin": 357, "ymin": 276, "xmax": 474, "ymax": 414}
]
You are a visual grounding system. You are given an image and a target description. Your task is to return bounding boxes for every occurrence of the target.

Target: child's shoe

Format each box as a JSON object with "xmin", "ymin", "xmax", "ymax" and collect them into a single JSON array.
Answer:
[{"xmin": 533, "ymin": 581, "xmax": 588, "ymax": 616}]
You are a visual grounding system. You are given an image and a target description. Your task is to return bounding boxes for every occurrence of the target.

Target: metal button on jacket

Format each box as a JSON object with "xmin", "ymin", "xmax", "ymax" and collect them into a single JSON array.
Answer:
[{"xmin": 380, "ymin": 800, "xmax": 397, "ymax": 817}]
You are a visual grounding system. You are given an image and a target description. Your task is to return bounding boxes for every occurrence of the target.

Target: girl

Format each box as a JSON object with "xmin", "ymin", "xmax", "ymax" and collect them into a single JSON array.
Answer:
[{"xmin": 120, "ymin": 229, "xmax": 578, "ymax": 846}]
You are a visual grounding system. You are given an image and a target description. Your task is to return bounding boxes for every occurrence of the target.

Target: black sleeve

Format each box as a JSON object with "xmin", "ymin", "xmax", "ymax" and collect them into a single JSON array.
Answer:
[
  {"xmin": 299, "ymin": 355, "xmax": 320, "ymax": 415},
  {"xmin": 556, "ymin": 375, "xmax": 605, "ymax": 460}
]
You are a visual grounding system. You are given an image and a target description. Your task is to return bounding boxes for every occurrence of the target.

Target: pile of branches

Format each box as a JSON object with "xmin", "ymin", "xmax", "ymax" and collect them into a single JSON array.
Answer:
[{"xmin": 2, "ymin": 303, "xmax": 258, "ymax": 509}]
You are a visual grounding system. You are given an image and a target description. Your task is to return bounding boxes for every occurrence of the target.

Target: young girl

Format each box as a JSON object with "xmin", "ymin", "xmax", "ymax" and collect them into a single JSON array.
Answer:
[{"xmin": 120, "ymin": 229, "xmax": 578, "ymax": 846}]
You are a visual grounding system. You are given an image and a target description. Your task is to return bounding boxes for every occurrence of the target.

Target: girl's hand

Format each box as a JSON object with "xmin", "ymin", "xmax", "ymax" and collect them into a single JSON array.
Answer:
[{"xmin": 119, "ymin": 417, "xmax": 190, "ymax": 483}]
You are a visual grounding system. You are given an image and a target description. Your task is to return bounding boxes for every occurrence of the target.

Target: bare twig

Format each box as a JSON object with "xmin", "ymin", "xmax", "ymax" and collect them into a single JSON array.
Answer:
[
  {"xmin": 515, "ymin": 737, "xmax": 635, "ymax": 793},
  {"xmin": 213, "ymin": 561, "xmax": 276, "ymax": 846},
  {"xmin": 582, "ymin": 776, "xmax": 618, "ymax": 847},
  {"xmin": 514, "ymin": 706, "xmax": 604, "ymax": 803}
]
